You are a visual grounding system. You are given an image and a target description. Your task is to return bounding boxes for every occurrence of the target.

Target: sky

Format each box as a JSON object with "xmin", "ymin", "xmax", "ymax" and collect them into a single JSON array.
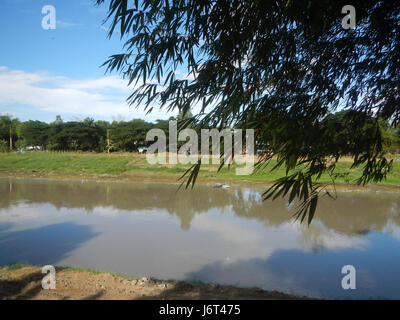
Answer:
[{"xmin": 0, "ymin": 0, "xmax": 177, "ymax": 123}]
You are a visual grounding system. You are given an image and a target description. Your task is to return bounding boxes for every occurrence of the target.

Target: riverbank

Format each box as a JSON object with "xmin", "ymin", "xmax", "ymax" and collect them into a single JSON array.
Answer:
[
  {"xmin": 0, "ymin": 265, "xmax": 308, "ymax": 300},
  {"xmin": 1, "ymin": 151, "xmax": 400, "ymax": 192}
]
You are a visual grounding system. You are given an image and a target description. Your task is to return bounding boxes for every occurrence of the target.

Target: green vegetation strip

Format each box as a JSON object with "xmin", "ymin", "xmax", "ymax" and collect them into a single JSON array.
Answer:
[{"xmin": 1, "ymin": 151, "xmax": 400, "ymax": 185}]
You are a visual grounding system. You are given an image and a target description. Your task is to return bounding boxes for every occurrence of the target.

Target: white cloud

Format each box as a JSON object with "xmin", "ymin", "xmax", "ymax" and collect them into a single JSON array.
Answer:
[
  {"xmin": 56, "ymin": 20, "xmax": 81, "ymax": 28},
  {"xmin": 294, "ymin": 220, "xmax": 368, "ymax": 251},
  {"xmin": 192, "ymin": 214, "xmax": 263, "ymax": 244},
  {"xmin": 383, "ymin": 218, "xmax": 400, "ymax": 241},
  {"xmin": 62, "ymin": 76, "xmax": 131, "ymax": 91},
  {"xmin": 0, "ymin": 66, "xmax": 175, "ymax": 121}
]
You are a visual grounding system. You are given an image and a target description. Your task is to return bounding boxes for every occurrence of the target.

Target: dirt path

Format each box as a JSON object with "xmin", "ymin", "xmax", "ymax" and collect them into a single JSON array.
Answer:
[{"xmin": 0, "ymin": 266, "xmax": 308, "ymax": 300}]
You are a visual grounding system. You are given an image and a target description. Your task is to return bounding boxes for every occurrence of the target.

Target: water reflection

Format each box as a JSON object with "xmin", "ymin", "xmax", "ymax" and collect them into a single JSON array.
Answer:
[
  {"xmin": 0, "ymin": 177, "xmax": 400, "ymax": 299},
  {"xmin": 187, "ymin": 232, "xmax": 400, "ymax": 299},
  {"xmin": 1, "ymin": 178, "xmax": 400, "ymax": 234},
  {"xmin": 0, "ymin": 222, "xmax": 99, "ymax": 266}
]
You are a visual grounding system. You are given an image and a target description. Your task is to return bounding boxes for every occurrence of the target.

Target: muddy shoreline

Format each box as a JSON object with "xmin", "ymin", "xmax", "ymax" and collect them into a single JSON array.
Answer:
[
  {"xmin": 1, "ymin": 169, "xmax": 400, "ymax": 194},
  {"xmin": 0, "ymin": 266, "xmax": 310, "ymax": 300}
]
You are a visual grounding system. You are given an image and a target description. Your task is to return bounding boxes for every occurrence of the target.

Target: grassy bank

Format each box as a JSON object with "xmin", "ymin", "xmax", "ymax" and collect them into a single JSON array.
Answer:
[
  {"xmin": 0, "ymin": 151, "xmax": 400, "ymax": 186},
  {"xmin": 0, "ymin": 264, "xmax": 307, "ymax": 300}
]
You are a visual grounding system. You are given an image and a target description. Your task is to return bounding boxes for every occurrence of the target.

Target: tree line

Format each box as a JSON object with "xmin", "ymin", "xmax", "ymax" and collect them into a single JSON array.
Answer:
[
  {"xmin": 0, "ymin": 115, "xmax": 171, "ymax": 153},
  {"xmin": 1, "ymin": 112, "xmax": 400, "ymax": 154}
]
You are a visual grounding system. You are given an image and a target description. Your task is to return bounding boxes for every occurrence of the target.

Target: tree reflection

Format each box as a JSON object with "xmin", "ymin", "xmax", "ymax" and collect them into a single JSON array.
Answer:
[{"xmin": 1, "ymin": 178, "xmax": 399, "ymax": 240}]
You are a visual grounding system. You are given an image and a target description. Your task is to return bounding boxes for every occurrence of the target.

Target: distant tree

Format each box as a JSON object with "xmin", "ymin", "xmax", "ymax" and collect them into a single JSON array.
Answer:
[
  {"xmin": 0, "ymin": 115, "xmax": 19, "ymax": 151},
  {"xmin": 0, "ymin": 140, "xmax": 7, "ymax": 152},
  {"xmin": 378, "ymin": 118, "xmax": 400, "ymax": 154},
  {"xmin": 54, "ymin": 115, "xmax": 63, "ymax": 125},
  {"xmin": 0, "ymin": 118, "xmax": 9, "ymax": 150},
  {"xmin": 396, "ymin": 127, "xmax": 400, "ymax": 153},
  {"xmin": 106, "ymin": 128, "xmax": 114, "ymax": 153},
  {"xmin": 109, "ymin": 119, "xmax": 153, "ymax": 152},
  {"xmin": 95, "ymin": 120, "xmax": 111, "ymax": 152},
  {"xmin": 97, "ymin": 0, "xmax": 400, "ymax": 223},
  {"xmin": 154, "ymin": 119, "xmax": 172, "ymax": 132},
  {"xmin": 177, "ymin": 108, "xmax": 193, "ymax": 125},
  {"xmin": 47, "ymin": 121, "xmax": 106, "ymax": 152},
  {"xmin": 18, "ymin": 120, "xmax": 50, "ymax": 149}
]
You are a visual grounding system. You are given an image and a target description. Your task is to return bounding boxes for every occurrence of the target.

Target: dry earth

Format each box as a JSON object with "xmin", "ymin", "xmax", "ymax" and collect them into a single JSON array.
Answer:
[{"xmin": 0, "ymin": 266, "xmax": 308, "ymax": 300}]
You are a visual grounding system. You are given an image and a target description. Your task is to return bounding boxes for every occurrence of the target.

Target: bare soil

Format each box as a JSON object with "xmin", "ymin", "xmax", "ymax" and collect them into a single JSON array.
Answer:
[{"xmin": 0, "ymin": 266, "xmax": 308, "ymax": 300}]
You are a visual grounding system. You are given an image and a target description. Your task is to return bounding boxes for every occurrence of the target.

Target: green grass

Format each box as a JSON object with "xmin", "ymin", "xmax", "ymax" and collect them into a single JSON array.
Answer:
[
  {"xmin": 0, "ymin": 152, "xmax": 131, "ymax": 175},
  {"xmin": 0, "ymin": 263, "xmax": 144, "ymax": 280},
  {"xmin": 1, "ymin": 151, "xmax": 400, "ymax": 185},
  {"xmin": 4, "ymin": 263, "xmax": 32, "ymax": 271},
  {"xmin": 60, "ymin": 266, "xmax": 144, "ymax": 279},
  {"xmin": 1, "ymin": 263, "xmax": 199, "ymax": 284}
]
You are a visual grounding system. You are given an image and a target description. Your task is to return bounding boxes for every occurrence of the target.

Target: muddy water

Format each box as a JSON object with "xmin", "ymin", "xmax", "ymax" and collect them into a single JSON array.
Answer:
[{"xmin": 0, "ymin": 177, "xmax": 400, "ymax": 299}]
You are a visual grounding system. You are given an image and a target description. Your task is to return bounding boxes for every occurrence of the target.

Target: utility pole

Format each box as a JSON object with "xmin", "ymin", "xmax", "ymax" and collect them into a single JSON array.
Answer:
[
  {"xmin": 9, "ymin": 125, "xmax": 12, "ymax": 151},
  {"xmin": 106, "ymin": 129, "xmax": 112, "ymax": 154}
]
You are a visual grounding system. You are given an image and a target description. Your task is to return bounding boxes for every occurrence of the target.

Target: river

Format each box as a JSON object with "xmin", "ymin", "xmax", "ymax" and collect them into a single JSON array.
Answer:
[{"xmin": 0, "ymin": 177, "xmax": 399, "ymax": 299}]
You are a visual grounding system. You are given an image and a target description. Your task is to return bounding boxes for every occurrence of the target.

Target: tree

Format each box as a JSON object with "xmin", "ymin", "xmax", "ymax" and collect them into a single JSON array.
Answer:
[
  {"xmin": 18, "ymin": 120, "xmax": 50, "ymax": 148},
  {"xmin": 0, "ymin": 115, "xmax": 19, "ymax": 151},
  {"xmin": 47, "ymin": 121, "xmax": 106, "ymax": 152},
  {"xmin": 54, "ymin": 115, "xmax": 63, "ymax": 125},
  {"xmin": 108, "ymin": 119, "xmax": 153, "ymax": 152},
  {"xmin": 96, "ymin": 0, "xmax": 400, "ymax": 223}
]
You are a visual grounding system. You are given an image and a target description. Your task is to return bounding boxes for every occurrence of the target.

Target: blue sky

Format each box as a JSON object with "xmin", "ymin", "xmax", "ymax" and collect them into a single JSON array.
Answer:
[{"xmin": 0, "ymin": 0, "xmax": 177, "ymax": 122}]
